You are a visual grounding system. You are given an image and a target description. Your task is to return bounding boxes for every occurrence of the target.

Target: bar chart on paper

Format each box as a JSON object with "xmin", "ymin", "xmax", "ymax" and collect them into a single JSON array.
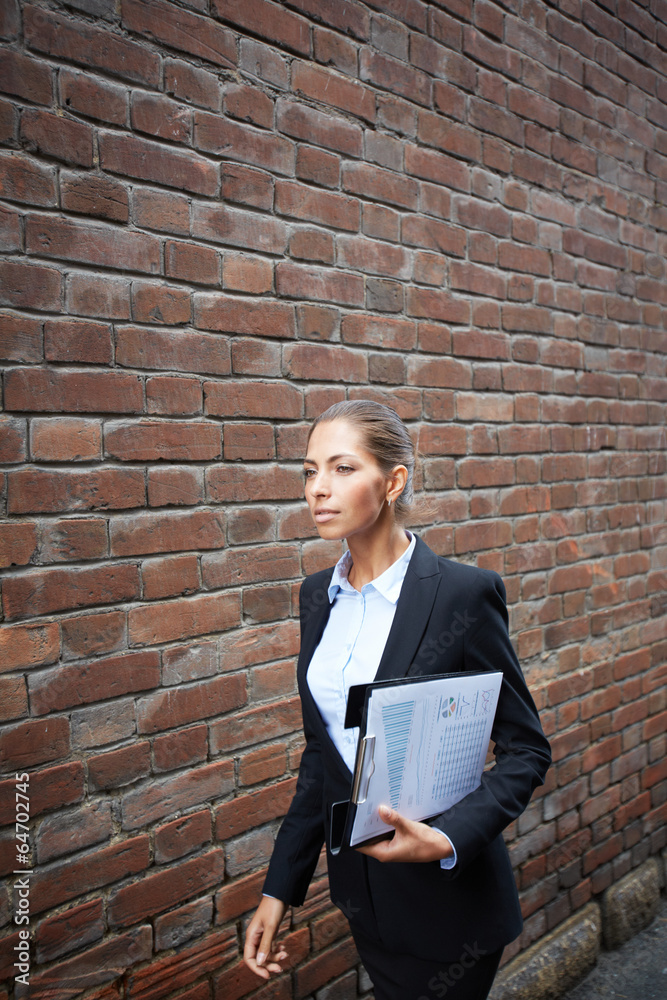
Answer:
[
  {"xmin": 348, "ymin": 672, "xmax": 503, "ymax": 847},
  {"xmin": 381, "ymin": 700, "xmax": 415, "ymax": 808}
]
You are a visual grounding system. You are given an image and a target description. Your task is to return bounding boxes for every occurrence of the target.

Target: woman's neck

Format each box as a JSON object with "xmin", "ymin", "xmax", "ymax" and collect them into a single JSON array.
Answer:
[{"xmin": 346, "ymin": 525, "xmax": 411, "ymax": 591}]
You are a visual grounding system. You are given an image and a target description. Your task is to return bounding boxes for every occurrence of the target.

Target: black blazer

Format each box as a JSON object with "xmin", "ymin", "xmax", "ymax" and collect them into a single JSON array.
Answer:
[{"xmin": 263, "ymin": 535, "xmax": 552, "ymax": 960}]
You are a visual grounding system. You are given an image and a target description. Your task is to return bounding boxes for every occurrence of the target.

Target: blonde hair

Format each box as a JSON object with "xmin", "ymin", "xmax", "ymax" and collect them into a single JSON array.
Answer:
[{"xmin": 308, "ymin": 400, "xmax": 415, "ymax": 519}]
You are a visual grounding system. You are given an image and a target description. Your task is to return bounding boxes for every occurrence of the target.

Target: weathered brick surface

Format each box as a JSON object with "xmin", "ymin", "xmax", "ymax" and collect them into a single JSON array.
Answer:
[{"xmin": 1, "ymin": 1, "xmax": 665, "ymax": 997}]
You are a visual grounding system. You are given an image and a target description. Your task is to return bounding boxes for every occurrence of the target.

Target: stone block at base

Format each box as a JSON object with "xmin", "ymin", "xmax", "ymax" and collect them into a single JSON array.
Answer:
[
  {"xmin": 601, "ymin": 858, "xmax": 661, "ymax": 951},
  {"xmin": 488, "ymin": 903, "xmax": 601, "ymax": 1000}
]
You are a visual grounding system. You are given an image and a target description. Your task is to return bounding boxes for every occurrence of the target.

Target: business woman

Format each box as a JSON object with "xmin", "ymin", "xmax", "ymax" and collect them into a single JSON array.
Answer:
[{"xmin": 244, "ymin": 400, "xmax": 551, "ymax": 1000}]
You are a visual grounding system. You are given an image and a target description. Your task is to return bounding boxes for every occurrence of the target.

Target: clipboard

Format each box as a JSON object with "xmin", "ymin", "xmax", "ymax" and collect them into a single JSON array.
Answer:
[{"xmin": 330, "ymin": 670, "xmax": 503, "ymax": 855}]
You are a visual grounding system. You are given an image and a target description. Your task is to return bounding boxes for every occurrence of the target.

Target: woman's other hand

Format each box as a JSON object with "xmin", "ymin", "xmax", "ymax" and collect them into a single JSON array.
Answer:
[
  {"xmin": 355, "ymin": 805, "xmax": 454, "ymax": 864},
  {"xmin": 243, "ymin": 896, "xmax": 289, "ymax": 980}
]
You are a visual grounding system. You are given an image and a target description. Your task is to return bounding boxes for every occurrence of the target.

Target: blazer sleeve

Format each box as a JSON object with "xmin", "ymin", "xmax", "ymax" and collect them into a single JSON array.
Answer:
[
  {"xmin": 428, "ymin": 570, "xmax": 551, "ymax": 874},
  {"xmin": 261, "ymin": 582, "xmax": 327, "ymax": 906}
]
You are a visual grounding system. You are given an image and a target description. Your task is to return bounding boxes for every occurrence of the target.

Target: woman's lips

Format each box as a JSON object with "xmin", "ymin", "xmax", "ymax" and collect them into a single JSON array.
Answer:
[{"xmin": 314, "ymin": 510, "xmax": 339, "ymax": 522}]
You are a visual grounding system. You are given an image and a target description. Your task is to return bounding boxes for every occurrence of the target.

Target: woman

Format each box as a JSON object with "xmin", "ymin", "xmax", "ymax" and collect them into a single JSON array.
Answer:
[{"xmin": 244, "ymin": 400, "xmax": 551, "ymax": 1000}]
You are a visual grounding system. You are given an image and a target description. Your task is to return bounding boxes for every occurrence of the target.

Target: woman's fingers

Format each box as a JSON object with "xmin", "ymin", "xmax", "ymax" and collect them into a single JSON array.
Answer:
[{"xmin": 243, "ymin": 897, "xmax": 289, "ymax": 979}]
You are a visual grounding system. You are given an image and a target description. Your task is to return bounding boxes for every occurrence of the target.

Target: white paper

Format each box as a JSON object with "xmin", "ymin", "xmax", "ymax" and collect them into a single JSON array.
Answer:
[{"xmin": 349, "ymin": 672, "xmax": 503, "ymax": 847}]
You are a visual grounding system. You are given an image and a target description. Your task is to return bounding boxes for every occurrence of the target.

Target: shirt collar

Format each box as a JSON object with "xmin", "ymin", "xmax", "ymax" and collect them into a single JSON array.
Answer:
[{"xmin": 327, "ymin": 531, "xmax": 415, "ymax": 604}]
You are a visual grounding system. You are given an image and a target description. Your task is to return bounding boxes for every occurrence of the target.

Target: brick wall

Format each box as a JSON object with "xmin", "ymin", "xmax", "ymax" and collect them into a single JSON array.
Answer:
[{"xmin": 0, "ymin": 0, "xmax": 666, "ymax": 998}]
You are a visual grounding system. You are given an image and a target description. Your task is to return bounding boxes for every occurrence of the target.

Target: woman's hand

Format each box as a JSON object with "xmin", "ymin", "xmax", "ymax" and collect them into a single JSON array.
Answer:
[
  {"xmin": 355, "ymin": 805, "xmax": 454, "ymax": 864},
  {"xmin": 243, "ymin": 896, "xmax": 289, "ymax": 980}
]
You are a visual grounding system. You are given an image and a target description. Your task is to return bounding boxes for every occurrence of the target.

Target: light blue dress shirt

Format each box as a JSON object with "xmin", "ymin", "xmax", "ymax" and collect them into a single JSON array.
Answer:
[{"xmin": 307, "ymin": 531, "xmax": 457, "ymax": 869}]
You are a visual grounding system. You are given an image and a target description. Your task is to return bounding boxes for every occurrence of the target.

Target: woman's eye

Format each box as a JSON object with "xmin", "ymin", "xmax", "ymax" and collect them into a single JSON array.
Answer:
[
  {"xmin": 337, "ymin": 465, "xmax": 353, "ymax": 474},
  {"xmin": 303, "ymin": 469, "xmax": 315, "ymax": 479}
]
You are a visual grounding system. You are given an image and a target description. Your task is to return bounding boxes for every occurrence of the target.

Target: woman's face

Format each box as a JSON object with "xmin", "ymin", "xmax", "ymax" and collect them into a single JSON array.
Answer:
[{"xmin": 303, "ymin": 419, "xmax": 390, "ymax": 542}]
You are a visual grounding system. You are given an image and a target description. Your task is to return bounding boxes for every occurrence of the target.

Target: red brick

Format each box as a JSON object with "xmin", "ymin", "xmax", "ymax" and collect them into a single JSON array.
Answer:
[
  {"xmin": 0, "ymin": 716, "xmax": 70, "ymax": 770},
  {"xmin": 296, "ymin": 145, "xmax": 340, "ymax": 188},
  {"xmin": 35, "ymin": 898, "xmax": 106, "ymax": 964},
  {"xmin": 205, "ymin": 379, "xmax": 301, "ymax": 420},
  {"xmin": 192, "ymin": 202, "xmax": 286, "ymax": 256},
  {"xmin": 277, "ymin": 98, "xmax": 363, "ymax": 157},
  {"xmin": 293, "ymin": 61, "xmax": 375, "ymax": 122},
  {"xmin": 41, "ymin": 517, "xmax": 108, "ymax": 563},
  {"xmin": 104, "ymin": 420, "xmax": 220, "ymax": 462},
  {"xmin": 361, "ymin": 47, "xmax": 430, "ymax": 105},
  {"xmin": 288, "ymin": 229, "xmax": 334, "ymax": 264},
  {"xmin": 0, "ymin": 415, "xmax": 26, "ymax": 463},
  {"xmin": 1, "ymin": 206, "xmax": 23, "ymax": 250},
  {"xmin": 131, "ymin": 91, "xmax": 192, "ymax": 143},
  {"xmin": 131, "ymin": 282, "xmax": 191, "ymax": 326},
  {"xmin": 29, "ymin": 836, "xmax": 150, "ymax": 915},
  {"xmin": 61, "ymin": 610, "xmax": 126, "ymax": 661},
  {"xmin": 110, "ymin": 509, "xmax": 225, "ymax": 557},
  {"xmin": 0, "ymin": 675, "xmax": 28, "ymax": 721},
  {"xmin": 29, "ymin": 651, "xmax": 158, "ymax": 716},
  {"xmin": 109, "ymin": 846, "xmax": 224, "ymax": 924},
  {"xmin": 25, "ymin": 6, "xmax": 160, "ymax": 85},
  {"xmin": 155, "ymin": 810, "xmax": 211, "ymax": 864},
  {"xmin": 99, "ymin": 131, "xmax": 217, "ymax": 196},
  {"xmin": 194, "ymin": 292, "xmax": 295, "ymax": 337},
  {"xmin": 44, "ymin": 319, "xmax": 112, "ymax": 365},
  {"xmin": 89, "ymin": 743, "xmax": 152, "ymax": 791},
  {"xmin": 224, "ymin": 81, "xmax": 273, "ymax": 127},
  {"xmin": 212, "ymin": 0, "xmax": 309, "ymax": 53},
  {"xmin": 215, "ymin": 778, "xmax": 296, "ymax": 840},
  {"xmin": 66, "ymin": 272, "xmax": 131, "ymax": 319},
  {"xmin": 407, "ymin": 286, "xmax": 471, "ymax": 322},
  {"xmin": 0, "ymin": 311, "xmax": 42, "ymax": 363},
  {"xmin": 283, "ymin": 342, "xmax": 367, "ymax": 382},
  {"xmin": 31, "ymin": 417, "xmax": 102, "ymax": 462},
  {"xmin": 224, "ymin": 421, "xmax": 275, "ymax": 460},
  {"xmin": 59, "ymin": 68, "xmax": 127, "ymax": 125},
  {"xmin": 195, "ymin": 111, "xmax": 293, "ymax": 175},
  {"xmin": 0, "ymin": 522, "xmax": 37, "ymax": 569},
  {"xmin": 132, "ymin": 187, "xmax": 190, "ymax": 236},
  {"xmin": 209, "ymin": 697, "xmax": 301, "ymax": 753},
  {"xmin": 221, "ymin": 162, "xmax": 274, "ymax": 210},
  {"xmin": 295, "ymin": 937, "xmax": 361, "ymax": 997},
  {"xmin": 165, "ymin": 58, "xmax": 221, "ymax": 110},
  {"xmin": 165, "ymin": 240, "xmax": 220, "ymax": 286},
  {"xmin": 341, "ymin": 314, "xmax": 416, "ymax": 350},
  {"xmin": 126, "ymin": 928, "xmax": 236, "ymax": 1000},
  {"xmin": 292, "ymin": 0, "xmax": 369, "ymax": 36},
  {"xmin": 146, "ymin": 376, "xmax": 201, "ymax": 417},
  {"xmin": 404, "ymin": 214, "xmax": 467, "ymax": 256},
  {"xmin": 0, "ymin": 151, "xmax": 57, "ymax": 206},
  {"xmin": 0, "ymin": 46, "xmax": 53, "ymax": 105},
  {"xmin": 406, "ymin": 143, "xmax": 469, "ymax": 192},
  {"xmin": 276, "ymin": 261, "xmax": 364, "ymax": 306},
  {"xmin": 26, "ymin": 213, "xmax": 161, "ymax": 273},
  {"xmin": 0, "ymin": 621, "xmax": 59, "ymax": 673},
  {"xmin": 153, "ymin": 724, "xmax": 208, "ymax": 770},
  {"xmin": 3, "ymin": 562, "xmax": 140, "ymax": 621},
  {"xmin": 6, "ymin": 368, "xmax": 142, "ymax": 414},
  {"xmin": 23, "ymin": 926, "xmax": 152, "ymax": 998},
  {"xmin": 117, "ymin": 326, "xmax": 231, "ymax": 376},
  {"xmin": 148, "ymin": 467, "xmax": 205, "ymax": 507},
  {"xmin": 276, "ymin": 179, "xmax": 359, "ymax": 231},
  {"xmin": 238, "ymin": 742, "xmax": 287, "ymax": 785},
  {"xmin": 21, "ymin": 107, "xmax": 93, "ymax": 167},
  {"xmin": 223, "ymin": 254, "xmax": 274, "ymax": 293},
  {"xmin": 343, "ymin": 161, "xmax": 419, "ymax": 209},
  {"xmin": 202, "ymin": 543, "xmax": 299, "ymax": 591},
  {"xmin": 124, "ymin": 0, "xmax": 235, "ymax": 65},
  {"xmin": 0, "ymin": 259, "xmax": 62, "ymax": 312},
  {"xmin": 128, "ymin": 591, "xmax": 240, "ymax": 646},
  {"xmin": 141, "ymin": 551, "xmax": 199, "ymax": 599}
]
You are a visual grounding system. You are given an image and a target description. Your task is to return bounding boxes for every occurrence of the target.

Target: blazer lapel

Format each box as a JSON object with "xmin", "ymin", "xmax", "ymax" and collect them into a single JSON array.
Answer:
[{"xmin": 373, "ymin": 534, "xmax": 442, "ymax": 682}]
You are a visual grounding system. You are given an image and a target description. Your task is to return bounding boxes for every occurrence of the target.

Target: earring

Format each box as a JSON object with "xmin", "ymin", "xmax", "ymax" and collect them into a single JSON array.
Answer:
[{"xmin": 387, "ymin": 497, "xmax": 392, "ymax": 507}]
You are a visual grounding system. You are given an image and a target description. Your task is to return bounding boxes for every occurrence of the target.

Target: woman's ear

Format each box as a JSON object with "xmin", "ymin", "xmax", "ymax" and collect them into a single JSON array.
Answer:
[{"xmin": 387, "ymin": 464, "xmax": 408, "ymax": 503}]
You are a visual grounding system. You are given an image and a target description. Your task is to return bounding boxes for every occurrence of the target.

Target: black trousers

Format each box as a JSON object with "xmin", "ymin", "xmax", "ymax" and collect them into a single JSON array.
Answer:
[{"xmin": 352, "ymin": 928, "xmax": 503, "ymax": 1000}]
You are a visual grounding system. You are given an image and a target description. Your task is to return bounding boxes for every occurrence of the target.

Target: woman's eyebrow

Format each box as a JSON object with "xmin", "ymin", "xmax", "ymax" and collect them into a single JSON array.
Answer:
[{"xmin": 303, "ymin": 453, "xmax": 359, "ymax": 465}]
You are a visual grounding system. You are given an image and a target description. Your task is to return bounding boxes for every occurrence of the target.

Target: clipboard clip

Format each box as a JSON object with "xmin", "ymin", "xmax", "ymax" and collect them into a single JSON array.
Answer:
[{"xmin": 351, "ymin": 735, "xmax": 375, "ymax": 804}]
